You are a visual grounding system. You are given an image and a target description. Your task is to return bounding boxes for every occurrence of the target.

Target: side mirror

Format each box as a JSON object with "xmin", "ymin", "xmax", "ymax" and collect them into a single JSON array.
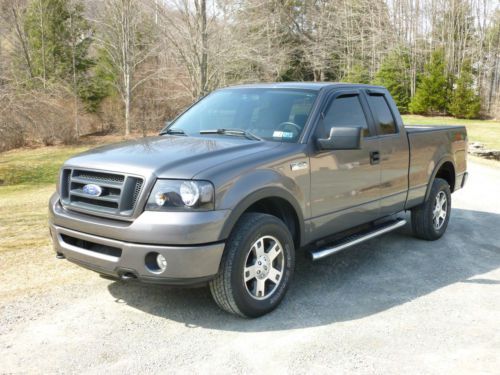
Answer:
[{"xmin": 317, "ymin": 126, "xmax": 363, "ymax": 150}]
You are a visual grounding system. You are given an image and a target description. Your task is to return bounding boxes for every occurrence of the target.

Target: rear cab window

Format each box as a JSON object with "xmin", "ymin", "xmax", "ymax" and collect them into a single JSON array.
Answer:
[{"xmin": 366, "ymin": 94, "xmax": 397, "ymax": 135}]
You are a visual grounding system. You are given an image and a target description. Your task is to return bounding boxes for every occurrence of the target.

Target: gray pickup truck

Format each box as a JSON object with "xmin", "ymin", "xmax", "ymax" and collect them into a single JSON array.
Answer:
[{"xmin": 49, "ymin": 83, "xmax": 468, "ymax": 317}]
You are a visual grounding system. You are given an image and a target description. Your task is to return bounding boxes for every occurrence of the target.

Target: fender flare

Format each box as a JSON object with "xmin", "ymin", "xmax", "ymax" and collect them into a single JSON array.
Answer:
[
  {"xmin": 424, "ymin": 156, "xmax": 456, "ymax": 201},
  {"xmin": 219, "ymin": 186, "xmax": 305, "ymax": 246}
]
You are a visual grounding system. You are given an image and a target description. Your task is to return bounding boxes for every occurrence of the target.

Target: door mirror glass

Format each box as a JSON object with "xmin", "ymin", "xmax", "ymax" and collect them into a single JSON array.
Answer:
[{"xmin": 317, "ymin": 126, "xmax": 363, "ymax": 150}]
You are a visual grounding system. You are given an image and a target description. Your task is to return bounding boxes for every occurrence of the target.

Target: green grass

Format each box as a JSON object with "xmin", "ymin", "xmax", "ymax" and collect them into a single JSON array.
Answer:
[
  {"xmin": 402, "ymin": 115, "xmax": 500, "ymax": 150},
  {"xmin": 0, "ymin": 138, "xmax": 132, "ymax": 299},
  {"xmin": 0, "ymin": 145, "xmax": 94, "ymax": 254},
  {"xmin": 0, "ymin": 145, "xmax": 90, "ymax": 186}
]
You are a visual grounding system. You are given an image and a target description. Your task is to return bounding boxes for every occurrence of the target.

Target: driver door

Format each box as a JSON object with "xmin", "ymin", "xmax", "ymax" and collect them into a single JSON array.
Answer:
[{"xmin": 309, "ymin": 90, "xmax": 382, "ymax": 239}]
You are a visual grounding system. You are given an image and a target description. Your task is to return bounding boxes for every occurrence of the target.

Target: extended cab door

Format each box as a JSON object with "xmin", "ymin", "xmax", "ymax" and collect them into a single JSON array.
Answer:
[
  {"xmin": 363, "ymin": 90, "xmax": 410, "ymax": 216},
  {"xmin": 309, "ymin": 90, "xmax": 381, "ymax": 239}
]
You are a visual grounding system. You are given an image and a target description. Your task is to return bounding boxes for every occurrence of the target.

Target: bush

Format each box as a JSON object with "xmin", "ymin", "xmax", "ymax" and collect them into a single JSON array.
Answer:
[{"xmin": 0, "ymin": 85, "xmax": 81, "ymax": 151}]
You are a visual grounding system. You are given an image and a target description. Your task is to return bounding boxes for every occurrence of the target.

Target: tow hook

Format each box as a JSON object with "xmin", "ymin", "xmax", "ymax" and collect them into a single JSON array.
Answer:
[{"xmin": 120, "ymin": 272, "xmax": 138, "ymax": 281}]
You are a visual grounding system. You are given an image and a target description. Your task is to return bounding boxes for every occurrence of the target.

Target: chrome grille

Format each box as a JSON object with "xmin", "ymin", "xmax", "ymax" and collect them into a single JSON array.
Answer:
[{"xmin": 60, "ymin": 168, "xmax": 144, "ymax": 218}]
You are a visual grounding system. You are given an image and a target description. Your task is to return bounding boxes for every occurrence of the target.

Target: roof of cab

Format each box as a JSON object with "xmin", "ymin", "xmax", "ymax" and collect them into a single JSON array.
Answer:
[{"xmin": 223, "ymin": 82, "xmax": 385, "ymax": 91}]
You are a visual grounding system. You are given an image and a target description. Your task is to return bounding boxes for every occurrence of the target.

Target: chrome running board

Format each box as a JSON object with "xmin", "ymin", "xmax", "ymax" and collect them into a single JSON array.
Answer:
[{"xmin": 309, "ymin": 219, "xmax": 407, "ymax": 261}]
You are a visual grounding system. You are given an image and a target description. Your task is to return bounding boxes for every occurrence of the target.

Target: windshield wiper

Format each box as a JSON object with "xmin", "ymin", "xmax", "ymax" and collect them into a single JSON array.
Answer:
[
  {"xmin": 160, "ymin": 128, "xmax": 187, "ymax": 136},
  {"xmin": 199, "ymin": 128, "xmax": 262, "ymax": 141}
]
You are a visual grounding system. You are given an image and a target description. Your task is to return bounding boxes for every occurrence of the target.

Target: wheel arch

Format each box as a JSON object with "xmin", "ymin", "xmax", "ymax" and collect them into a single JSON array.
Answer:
[
  {"xmin": 220, "ymin": 187, "xmax": 305, "ymax": 249},
  {"xmin": 425, "ymin": 158, "xmax": 456, "ymax": 201}
]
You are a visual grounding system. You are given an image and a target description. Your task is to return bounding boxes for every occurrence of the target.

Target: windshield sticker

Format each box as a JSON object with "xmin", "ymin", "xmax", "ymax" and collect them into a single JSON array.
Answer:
[{"xmin": 273, "ymin": 131, "xmax": 294, "ymax": 139}]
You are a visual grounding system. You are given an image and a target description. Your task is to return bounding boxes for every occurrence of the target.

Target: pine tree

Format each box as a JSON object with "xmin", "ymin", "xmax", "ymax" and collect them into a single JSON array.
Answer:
[
  {"xmin": 373, "ymin": 50, "xmax": 412, "ymax": 113},
  {"xmin": 342, "ymin": 64, "xmax": 370, "ymax": 84},
  {"xmin": 22, "ymin": 0, "xmax": 93, "ymax": 138},
  {"xmin": 409, "ymin": 49, "xmax": 451, "ymax": 115},
  {"xmin": 449, "ymin": 60, "xmax": 481, "ymax": 119},
  {"xmin": 23, "ymin": 0, "xmax": 92, "ymax": 85}
]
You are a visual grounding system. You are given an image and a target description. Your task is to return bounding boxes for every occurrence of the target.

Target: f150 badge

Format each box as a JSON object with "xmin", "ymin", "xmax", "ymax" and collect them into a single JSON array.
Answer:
[{"xmin": 82, "ymin": 184, "xmax": 103, "ymax": 197}]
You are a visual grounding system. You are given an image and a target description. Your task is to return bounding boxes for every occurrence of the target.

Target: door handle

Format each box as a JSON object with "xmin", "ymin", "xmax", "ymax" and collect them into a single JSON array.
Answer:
[{"xmin": 370, "ymin": 151, "xmax": 380, "ymax": 165}]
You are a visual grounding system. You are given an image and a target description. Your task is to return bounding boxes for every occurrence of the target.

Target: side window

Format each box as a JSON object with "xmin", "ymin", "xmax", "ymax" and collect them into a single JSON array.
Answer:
[
  {"xmin": 367, "ymin": 94, "xmax": 397, "ymax": 135},
  {"xmin": 322, "ymin": 95, "xmax": 370, "ymax": 138}
]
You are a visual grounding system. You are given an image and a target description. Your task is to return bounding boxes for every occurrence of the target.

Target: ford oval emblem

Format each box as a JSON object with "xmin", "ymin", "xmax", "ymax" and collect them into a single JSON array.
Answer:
[{"xmin": 82, "ymin": 184, "xmax": 103, "ymax": 197}]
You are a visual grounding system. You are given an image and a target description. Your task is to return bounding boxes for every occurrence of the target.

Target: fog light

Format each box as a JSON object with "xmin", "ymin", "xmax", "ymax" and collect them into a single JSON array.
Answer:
[{"xmin": 156, "ymin": 254, "xmax": 167, "ymax": 272}]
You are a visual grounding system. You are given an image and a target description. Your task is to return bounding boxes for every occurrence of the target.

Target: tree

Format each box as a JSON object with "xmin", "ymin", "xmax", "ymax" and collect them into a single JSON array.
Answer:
[
  {"xmin": 23, "ymin": 0, "xmax": 91, "ymax": 85},
  {"xmin": 482, "ymin": 9, "xmax": 500, "ymax": 116},
  {"xmin": 373, "ymin": 49, "xmax": 412, "ymax": 112},
  {"xmin": 78, "ymin": 48, "xmax": 115, "ymax": 113},
  {"xmin": 67, "ymin": 1, "xmax": 92, "ymax": 137},
  {"xmin": 231, "ymin": 0, "xmax": 297, "ymax": 83},
  {"xmin": 409, "ymin": 49, "xmax": 452, "ymax": 115},
  {"xmin": 21, "ymin": 0, "xmax": 92, "ymax": 138},
  {"xmin": 156, "ymin": 0, "xmax": 249, "ymax": 99},
  {"xmin": 449, "ymin": 59, "xmax": 481, "ymax": 118},
  {"xmin": 96, "ymin": 0, "xmax": 157, "ymax": 135},
  {"xmin": 342, "ymin": 63, "xmax": 370, "ymax": 84}
]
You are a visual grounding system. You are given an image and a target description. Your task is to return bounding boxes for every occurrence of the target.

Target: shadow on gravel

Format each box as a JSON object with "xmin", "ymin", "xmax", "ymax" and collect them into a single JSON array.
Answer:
[{"xmin": 107, "ymin": 208, "xmax": 500, "ymax": 331}]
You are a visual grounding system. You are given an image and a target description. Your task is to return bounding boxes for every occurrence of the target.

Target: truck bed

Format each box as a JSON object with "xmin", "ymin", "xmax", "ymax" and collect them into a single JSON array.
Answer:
[{"xmin": 404, "ymin": 124, "xmax": 468, "ymax": 209}]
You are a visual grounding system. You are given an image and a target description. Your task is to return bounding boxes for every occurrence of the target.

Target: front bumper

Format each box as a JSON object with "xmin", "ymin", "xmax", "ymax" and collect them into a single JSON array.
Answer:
[{"xmin": 49, "ymin": 193, "xmax": 226, "ymax": 285}]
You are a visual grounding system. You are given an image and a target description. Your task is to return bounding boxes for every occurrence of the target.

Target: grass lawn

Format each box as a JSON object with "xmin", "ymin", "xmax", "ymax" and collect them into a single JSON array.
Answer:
[
  {"xmin": 402, "ymin": 115, "xmax": 500, "ymax": 150},
  {"xmin": 0, "ymin": 145, "xmax": 90, "ymax": 186},
  {"xmin": 0, "ymin": 136, "xmax": 134, "ymax": 299},
  {"xmin": 0, "ymin": 153, "xmax": 89, "ymax": 299},
  {"xmin": 0, "ymin": 135, "xmax": 131, "ymax": 254},
  {"xmin": 0, "ymin": 146, "xmax": 91, "ymax": 255}
]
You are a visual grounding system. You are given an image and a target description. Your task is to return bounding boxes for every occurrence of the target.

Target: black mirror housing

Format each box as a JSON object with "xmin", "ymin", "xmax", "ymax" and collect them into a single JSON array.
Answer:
[{"xmin": 317, "ymin": 126, "xmax": 363, "ymax": 150}]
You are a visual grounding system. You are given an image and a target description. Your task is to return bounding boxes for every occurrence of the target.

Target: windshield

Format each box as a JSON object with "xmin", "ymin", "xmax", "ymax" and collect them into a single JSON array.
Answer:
[{"xmin": 167, "ymin": 88, "xmax": 318, "ymax": 142}]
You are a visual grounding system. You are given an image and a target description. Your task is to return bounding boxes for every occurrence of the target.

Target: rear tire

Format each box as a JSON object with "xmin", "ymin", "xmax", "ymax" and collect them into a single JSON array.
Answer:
[
  {"xmin": 411, "ymin": 178, "xmax": 451, "ymax": 241},
  {"xmin": 209, "ymin": 213, "xmax": 295, "ymax": 318}
]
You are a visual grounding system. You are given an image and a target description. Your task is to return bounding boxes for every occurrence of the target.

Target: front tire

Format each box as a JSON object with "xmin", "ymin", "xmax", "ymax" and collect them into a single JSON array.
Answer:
[
  {"xmin": 209, "ymin": 213, "xmax": 295, "ymax": 318},
  {"xmin": 411, "ymin": 178, "xmax": 452, "ymax": 241}
]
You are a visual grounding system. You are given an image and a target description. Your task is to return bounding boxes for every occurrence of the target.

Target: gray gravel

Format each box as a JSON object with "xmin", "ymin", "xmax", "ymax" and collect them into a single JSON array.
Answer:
[{"xmin": 1, "ymin": 160, "xmax": 499, "ymax": 374}]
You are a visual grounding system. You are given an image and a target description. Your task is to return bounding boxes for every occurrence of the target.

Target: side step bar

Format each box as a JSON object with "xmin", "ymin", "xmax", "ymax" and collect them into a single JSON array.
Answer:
[{"xmin": 309, "ymin": 219, "xmax": 407, "ymax": 261}]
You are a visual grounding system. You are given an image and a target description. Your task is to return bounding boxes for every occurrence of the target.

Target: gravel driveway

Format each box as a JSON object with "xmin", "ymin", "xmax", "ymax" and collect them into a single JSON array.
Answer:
[{"xmin": 1, "ymin": 160, "xmax": 499, "ymax": 374}]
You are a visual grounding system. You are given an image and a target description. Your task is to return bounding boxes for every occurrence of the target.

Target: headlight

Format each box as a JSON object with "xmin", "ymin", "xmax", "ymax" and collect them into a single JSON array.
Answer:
[{"xmin": 146, "ymin": 179, "xmax": 214, "ymax": 211}]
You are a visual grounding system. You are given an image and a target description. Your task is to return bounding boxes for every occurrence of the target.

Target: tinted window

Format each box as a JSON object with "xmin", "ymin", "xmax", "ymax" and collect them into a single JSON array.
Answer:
[
  {"xmin": 322, "ymin": 95, "xmax": 369, "ymax": 137},
  {"xmin": 367, "ymin": 95, "xmax": 397, "ymax": 135}
]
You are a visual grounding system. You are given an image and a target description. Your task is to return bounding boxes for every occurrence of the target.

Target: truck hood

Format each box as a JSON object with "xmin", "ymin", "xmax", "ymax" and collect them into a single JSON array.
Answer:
[{"xmin": 64, "ymin": 135, "xmax": 280, "ymax": 179}]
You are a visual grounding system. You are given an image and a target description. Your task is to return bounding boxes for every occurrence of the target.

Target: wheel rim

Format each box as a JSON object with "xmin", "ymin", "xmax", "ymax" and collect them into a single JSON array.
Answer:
[
  {"xmin": 432, "ymin": 191, "xmax": 448, "ymax": 230},
  {"xmin": 243, "ymin": 235, "xmax": 285, "ymax": 300}
]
